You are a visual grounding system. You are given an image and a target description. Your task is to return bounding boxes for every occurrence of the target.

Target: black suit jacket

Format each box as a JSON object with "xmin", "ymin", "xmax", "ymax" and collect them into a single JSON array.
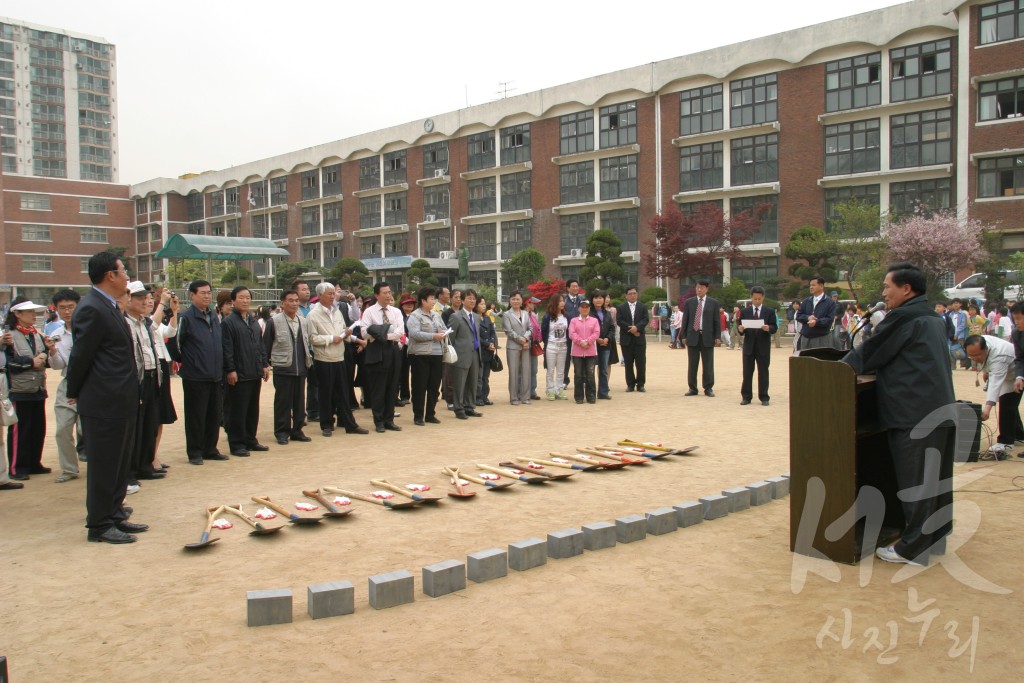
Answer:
[
  {"xmin": 738, "ymin": 305, "xmax": 778, "ymax": 357},
  {"xmin": 681, "ymin": 296, "xmax": 721, "ymax": 347},
  {"xmin": 616, "ymin": 301, "xmax": 648, "ymax": 348},
  {"xmin": 66, "ymin": 288, "xmax": 138, "ymax": 418},
  {"xmin": 796, "ymin": 295, "xmax": 836, "ymax": 339}
]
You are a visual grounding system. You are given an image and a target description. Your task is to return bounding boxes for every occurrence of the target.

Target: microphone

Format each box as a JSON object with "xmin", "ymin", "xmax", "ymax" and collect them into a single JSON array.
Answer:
[{"xmin": 868, "ymin": 301, "xmax": 886, "ymax": 314}]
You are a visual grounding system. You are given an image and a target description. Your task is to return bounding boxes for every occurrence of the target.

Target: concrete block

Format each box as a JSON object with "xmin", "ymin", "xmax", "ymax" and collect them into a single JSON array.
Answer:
[
  {"xmin": 746, "ymin": 481, "xmax": 773, "ymax": 506},
  {"xmin": 615, "ymin": 514, "xmax": 647, "ymax": 543},
  {"xmin": 645, "ymin": 507, "xmax": 679, "ymax": 535},
  {"xmin": 673, "ymin": 501, "xmax": 704, "ymax": 528},
  {"xmin": 246, "ymin": 588, "xmax": 293, "ymax": 627},
  {"xmin": 368, "ymin": 570, "xmax": 414, "ymax": 610},
  {"xmin": 781, "ymin": 472, "xmax": 791, "ymax": 479},
  {"xmin": 700, "ymin": 495, "xmax": 729, "ymax": 520},
  {"xmin": 467, "ymin": 548, "xmax": 508, "ymax": 583},
  {"xmin": 547, "ymin": 528, "xmax": 584, "ymax": 559},
  {"xmin": 722, "ymin": 486, "xmax": 751, "ymax": 512},
  {"xmin": 767, "ymin": 476, "xmax": 790, "ymax": 499},
  {"xmin": 422, "ymin": 560, "xmax": 466, "ymax": 598},
  {"xmin": 307, "ymin": 581, "xmax": 354, "ymax": 620},
  {"xmin": 582, "ymin": 522, "xmax": 617, "ymax": 550},
  {"xmin": 508, "ymin": 538, "xmax": 547, "ymax": 571}
]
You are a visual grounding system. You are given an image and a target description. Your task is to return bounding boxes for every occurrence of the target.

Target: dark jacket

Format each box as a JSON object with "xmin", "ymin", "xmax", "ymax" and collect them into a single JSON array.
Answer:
[
  {"xmin": 66, "ymin": 288, "xmax": 138, "ymax": 417},
  {"xmin": 738, "ymin": 305, "xmax": 778, "ymax": 357},
  {"xmin": 176, "ymin": 303, "xmax": 224, "ymax": 382},
  {"xmin": 616, "ymin": 301, "xmax": 649, "ymax": 348},
  {"xmin": 594, "ymin": 306, "xmax": 618, "ymax": 364},
  {"xmin": 478, "ymin": 315, "xmax": 498, "ymax": 363},
  {"xmin": 796, "ymin": 294, "xmax": 837, "ymax": 340},
  {"xmin": 222, "ymin": 310, "xmax": 267, "ymax": 381},
  {"xmin": 681, "ymin": 295, "xmax": 722, "ymax": 347}
]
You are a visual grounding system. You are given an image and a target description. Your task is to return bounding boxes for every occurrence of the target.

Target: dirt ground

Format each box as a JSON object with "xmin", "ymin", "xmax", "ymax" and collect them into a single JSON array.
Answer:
[{"xmin": 2, "ymin": 342, "xmax": 1022, "ymax": 681}]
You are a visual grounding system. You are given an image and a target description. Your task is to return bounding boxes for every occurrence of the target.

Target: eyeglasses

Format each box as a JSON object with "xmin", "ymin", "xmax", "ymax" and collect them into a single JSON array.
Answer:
[
  {"xmin": 57, "ymin": 304, "xmax": 76, "ymax": 312},
  {"xmin": 109, "ymin": 268, "xmax": 128, "ymax": 276}
]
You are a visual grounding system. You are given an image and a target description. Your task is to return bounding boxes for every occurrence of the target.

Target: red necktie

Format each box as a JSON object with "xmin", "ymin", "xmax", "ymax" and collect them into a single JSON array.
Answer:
[{"xmin": 693, "ymin": 299, "xmax": 703, "ymax": 331}]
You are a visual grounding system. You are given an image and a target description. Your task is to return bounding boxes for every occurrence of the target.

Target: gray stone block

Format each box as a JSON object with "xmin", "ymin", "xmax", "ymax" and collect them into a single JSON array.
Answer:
[
  {"xmin": 781, "ymin": 472, "xmax": 791, "ymax": 479},
  {"xmin": 673, "ymin": 501, "xmax": 704, "ymax": 528},
  {"xmin": 307, "ymin": 581, "xmax": 354, "ymax": 620},
  {"xmin": 767, "ymin": 476, "xmax": 790, "ymax": 499},
  {"xmin": 645, "ymin": 507, "xmax": 679, "ymax": 535},
  {"xmin": 746, "ymin": 481, "xmax": 773, "ymax": 506},
  {"xmin": 508, "ymin": 538, "xmax": 547, "ymax": 571},
  {"xmin": 547, "ymin": 528, "xmax": 584, "ymax": 559},
  {"xmin": 582, "ymin": 522, "xmax": 617, "ymax": 550},
  {"xmin": 422, "ymin": 560, "xmax": 466, "ymax": 598},
  {"xmin": 722, "ymin": 486, "xmax": 751, "ymax": 512},
  {"xmin": 467, "ymin": 548, "xmax": 508, "ymax": 583},
  {"xmin": 246, "ymin": 588, "xmax": 293, "ymax": 627},
  {"xmin": 700, "ymin": 495, "xmax": 729, "ymax": 520},
  {"xmin": 615, "ymin": 514, "xmax": 647, "ymax": 543},
  {"xmin": 368, "ymin": 570, "xmax": 414, "ymax": 610}
]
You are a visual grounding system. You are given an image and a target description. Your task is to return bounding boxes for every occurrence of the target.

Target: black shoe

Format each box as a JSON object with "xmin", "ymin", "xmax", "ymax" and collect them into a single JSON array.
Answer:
[
  {"xmin": 121, "ymin": 506, "xmax": 133, "ymax": 518},
  {"xmin": 375, "ymin": 424, "xmax": 386, "ymax": 433},
  {"xmin": 704, "ymin": 390, "xmax": 715, "ymax": 397},
  {"xmin": 248, "ymin": 443, "xmax": 270, "ymax": 452},
  {"xmin": 455, "ymin": 411, "xmax": 468, "ymax": 420},
  {"xmin": 684, "ymin": 390, "xmax": 699, "ymax": 396},
  {"xmin": 159, "ymin": 464, "xmax": 170, "ymax": 470},
  {"xmin": 637, "ymin": 386, "xmax": 646, "ymax": 393},
  {"xmin": 476, "ymin": 401, "xmax": 486, "ymax": 407},
  {"xmin": 321, "ymin": 429, "xmax": 333, "ymax": 437},
  {"xmin": 626, "ymin": 387, "xmax": 635, "ymax": 393},
  {"xmin": 396, "ymin": 399, "xmax": 409, "ymax": 407},
  {"xmin": 136, "ymin": 471, "xmax": 165, "ymax": 480},
  {"xmin": 291, "ymin": 434, "xmax": 312, "ymax": 443},
  {"xmin": 204, "ymin": 452, "xmax": 229, "ymax": 461},
  {"xmin": 0, "ymin": 481, "xmax": 25, "ymax": 490},
  {"xmin": 276, "ymin": 437, "xmax": 290, "ymax": 445},
  {"xmin": 426, "ymin": 416, "xmax": 441, "ymax": 424},
  {"xmin": 9, "ymin": 472, "xmax": 29, "ymax": 481},
  {"xmin": 598, "ymin": 394, "xmax": 611, "ymax": 400},
  {"xmin": 307, "ymin": 414, "xmax": 320, "ymax": 422},
  {"xmin": 576, "ymin": 399, "xmax": 584, "ymax": 404},
  {"xmin": 188, "ymin": 457, "xmax": 204, "ymax": 466},
  {"xmin": 740, "ymin": 399, "xmax": 752, "ymax": 405},
  {"xmin": 384, "ymin": 422, "xmax": 402, "ymax": 431},
  {"xmin": 530, "ymin": 395, "xmax": 542, "ymax": 401},
  {"xmin": 78, "ymin": 454, "xmax": 88, "ymax": 463},
  {"xmin": 350, "ymin": 403, "xmax": 360, "ymax": 410},
  {"xmin": 230, "ymin": 449, "xmax": 250, "ymax": 457},
  {"xmin": 88, "ymin": 528, "xmax": 137, "ymax": 544},
  {"xmin": 761, "ymin": 400, "xmax": 770, "ymax": 406},
  {"xmin": 414, "ymin": 418, "xmax": 425, "ymax": 426},
  {"xmin": 465, "ymin": 410, "xmax": 483, "ymax": 417},
  {"xmin": 28, "ymin": 466, "xmax": 52, "ymax": 474},
  {"xmin": 116, "ymin": 521, "xmax": 150, "ymax": 533},
  {"xmin": 587, "ymin": 399, "xmax": 596, "ymax": 404},
  {"xmin": 345, "ymin": 427, "xmax": 369, "ymax": 435}
]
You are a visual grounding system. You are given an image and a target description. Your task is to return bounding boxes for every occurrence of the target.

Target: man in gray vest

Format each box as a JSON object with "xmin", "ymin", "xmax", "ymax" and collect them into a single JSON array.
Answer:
[{"xmin": 263, "ymin": 289, "xmax": 313, "ymax": 444}]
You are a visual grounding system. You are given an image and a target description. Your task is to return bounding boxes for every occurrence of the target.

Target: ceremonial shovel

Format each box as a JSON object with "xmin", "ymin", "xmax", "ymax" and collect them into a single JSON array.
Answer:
[
  {"xmin": 518, "ymin": 455, "xmax": 601, "ymax": 472},
  {"xmin": 618, "ymin": 439, "xmax": 699, "ymax": 456},
  {"xmin": 577, "ymin": 447, "xmax": 648, "ymax": 466},
  {"xmin": 220, "ymin": 504, "xmax": 282, "ymax": 536},
  {"xmin": 442, "ymin": 466, "xmax": 477, "ymax": 498},
  {"xmin": 370, "ymin": 479, "xmax": 445, "ymax": 504},
  {"xmin": 594, "ymin": 444, "xmax": 669, "ymax": 460},
  {"xmin": 499, "ymin": 460, "xmax": 575, "ymax": 480},
  {"xmin": 183, "ymin": 505, "xmax": 224, "ymax": 551},
  {"xmin": 476, "ymin": 463, "xmax": 549, "ymax": 485},
  {"xmin": 549, "ymin": 451, "xmax": 627, "ymax": 470},
  {"xmin": 322, "ymin": 486, "xmax": 423, "ymax": 509},
  {"xmin": 443, "ymin": 466, "xmax": 515, "ymax": 490},
  {"xmin": 251, "ymin": 495, "xmax": 323, "ymax": 525},
  {"xmin": 303, "ymin": 489, "xmax": 356, "ymax": 518}
]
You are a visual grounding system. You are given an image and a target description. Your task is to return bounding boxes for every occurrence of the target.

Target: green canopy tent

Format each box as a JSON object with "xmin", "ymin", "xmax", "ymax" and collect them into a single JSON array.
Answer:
[{"xmin": 154, "ymin": 234, "xmax": 292, "ymax": 288}]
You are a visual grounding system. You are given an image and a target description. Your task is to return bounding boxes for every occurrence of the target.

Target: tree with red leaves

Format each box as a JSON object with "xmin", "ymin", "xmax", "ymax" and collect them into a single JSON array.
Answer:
[
  {"xmin": 643, "ymin": 202, "xmax": 768, "ymax": 281},
  {"xmin": 526, "ymin": 278, "xmax": 567, "ymax": 306}
]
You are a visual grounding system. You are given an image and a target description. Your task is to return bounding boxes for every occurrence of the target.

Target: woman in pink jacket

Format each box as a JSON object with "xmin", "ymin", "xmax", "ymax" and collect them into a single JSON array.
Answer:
[{"xmin": 568, "ymin": 299, "xmax": 599, "ymax": 404}]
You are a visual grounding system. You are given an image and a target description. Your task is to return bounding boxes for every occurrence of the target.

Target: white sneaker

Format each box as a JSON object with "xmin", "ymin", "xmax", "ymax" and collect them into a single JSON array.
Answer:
[
  {"xmin": 875, "ymin": 545, "xmax": 925, "ymax": 566},
  {"xmin": 987, "ymin": 443, "xmax": 1012, "ymax": 460},
  {"xmin": 126, "ymin": 483, "xmax": 141, "ymax": 495}
]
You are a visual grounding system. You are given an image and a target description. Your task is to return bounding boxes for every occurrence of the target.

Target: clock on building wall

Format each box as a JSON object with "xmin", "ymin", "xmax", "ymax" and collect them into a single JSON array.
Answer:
[{"xmin": 423, "ymin": 118, "xmax": 435, "ymax": 133}]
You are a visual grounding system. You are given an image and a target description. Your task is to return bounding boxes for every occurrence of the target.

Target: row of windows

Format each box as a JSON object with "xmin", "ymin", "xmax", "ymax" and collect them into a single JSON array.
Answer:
[
  {"xmin": 20, "ymin": 193, "xmax": 109, "ymax": 213},
  {"xmin": 979, "ymin": 0, "xmax": 1024, "ymax": 45},
  {"xmin": 19, "ymin": 225, "xmax": 109, "ymax": 242}
]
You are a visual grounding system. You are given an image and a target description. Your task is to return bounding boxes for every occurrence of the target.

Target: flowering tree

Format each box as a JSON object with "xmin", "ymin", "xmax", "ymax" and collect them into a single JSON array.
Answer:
[
  {"xmin": 526, "ymin": 278, "xmax": 567, "ymax": 306},
  {"xmin": 887, "ymin": 209, "xmax": 988, "ymax": 296}
]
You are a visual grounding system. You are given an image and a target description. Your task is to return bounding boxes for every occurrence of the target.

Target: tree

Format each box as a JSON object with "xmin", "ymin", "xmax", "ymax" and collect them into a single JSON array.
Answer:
[
  {"xmin": 644, "ymin": 202, "xmax": 765, "ymax": 281},
  {"xmin": 828, "ymin": 199, "xmax": 888, "ymax": 300},
  {"xmin": 580, "ymin": 229, "xmax": 627, "ymax": 298},
  {"xmin": 220, "ymin": 264, "xmax": 254, "ymax": 286},
  {"xmin": 710, "ymin": 279, "xmax": 748, "ymax": 310},
  {"xmin": 784, "ymin": 226, "xmax": 838, "ymax": 283},
  {"xmin": 406, "ymin": 259, "xmax": 438, "ymax": 288},
  {"xmin": 502, "ymin": 248, "xmax": 545, "ymax": 292},
  {"xmin": 639, "ymin": 286, "xmax": 667, "ymax": 305},
  {"xmin": 761, "ymin": 276, "xmax": 791, "ymax": 301},
  {"xmin": 526, "ymin": 278, "xmax": 566, "ymax": 307},
  {"xmin": 167, "ymin": 259, "xmax": 229, "ymax": 288},
  {"xmin": 327, "ymin": 257, "xmax": 371, "ymax": 294},
  {"xmin": 275, "ymin": 260, "xmax": 323, "ymax": 289},
  {"xmin": 887, "ymin": 209, "xmax": 988, "ymax": 300}
]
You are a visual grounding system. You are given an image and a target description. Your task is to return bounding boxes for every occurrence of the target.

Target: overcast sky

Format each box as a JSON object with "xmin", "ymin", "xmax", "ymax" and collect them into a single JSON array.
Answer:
[{"xmin": 8, "ymin": 0, "xmax": 905, "ymax": 184}]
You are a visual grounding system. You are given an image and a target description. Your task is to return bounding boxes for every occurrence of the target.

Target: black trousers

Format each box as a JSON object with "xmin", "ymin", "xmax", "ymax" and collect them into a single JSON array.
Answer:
[
  {"xmin": 476, "ymin": 358, "xmax": 492, "ymax": 404},
  {"xmin": 572, "ymin": 356, "xmax": 597, "ymax": 401},
  {"xmin": 273, "ymin": 372, "xmax": 307, "ymax": 439},
  {"xmin": 182, "ymin": 378, "xmax": 222, "ymax": 460},
  {"xmin": 132, "ymin": 371, "xmax": 160, "ymax": 477},
  {"xmin": 316, "ymin": 360, "xmax": 359, "ymax": 432},
  {"xmin": 306, "ymin": 366, "xmax": 320, "ymax": 419},
  {"xmin": 7, "ymin": 399, "xmax": 46, "ymax": 477},
  {"xmin": 344, "ymin": 344, "xmax": 359, "ymax": 408},
  {"xmin": 888, "ymin": 426, "xmax": 954, "ymax": 562},
  {"xmin": 687, "ymin": 341, "xmax": 715, "ymax": 392},
  {"xmin": 562, "ymin": 339, "xmax": 574, "ymax": 387},
  {"xmin": 996, "ymin": 390, "xmax": 1024, "ymax": 445},
  {"xmin": 225, "ymin": 379, "xmax": 262, "ymax": 450},
  {"xmin": 621, "ymin": 342, "xmax": 647, "ymax": 389},
  {"xmin": 365, "ymin": 344, "xmax": 402, "ymax": 426},
  {"xmin": 741, "ymin": 350, "xmax": 770, "ymax": 401},
  {"xmin": 398, "ymin": 348, "xmax": 411, "ymax": 401},
  {"xmin": 82, "ymin": 414, "xmax": 134, "ymax": 533},
  {"xmin": 410, "ymin": 354, "xmax": 442, "ymax": 420}
]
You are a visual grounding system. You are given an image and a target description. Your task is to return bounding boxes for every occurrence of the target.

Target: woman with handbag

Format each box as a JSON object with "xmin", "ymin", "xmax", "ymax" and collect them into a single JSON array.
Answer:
[
  {"xmin": 475, "ymin": 296, "xmax": 498, "ymax": 407},
  {"xmin": 406, "ymin": 287, "xmax": 446, "ymax": 426},
  {"xmin": 541, "ymin": 294, "xmax": 569, "ymax": 400},
  {"xmin": 502, "ymin": 291, "xmax": 533, "ymax": 405},
  {"xmin": 0, "ymin": 340, "xmax": 22, "ymax": 490},
  {"xmin": 3, "ymin": 298, "xmax": 55, "ymax": 481}
]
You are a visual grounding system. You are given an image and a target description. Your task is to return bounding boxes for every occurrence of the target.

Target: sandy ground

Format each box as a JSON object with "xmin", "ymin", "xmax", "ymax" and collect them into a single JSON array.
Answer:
[{"xmin": 1, "ymin": 341, "xmax": 1022, "ymax": 682}]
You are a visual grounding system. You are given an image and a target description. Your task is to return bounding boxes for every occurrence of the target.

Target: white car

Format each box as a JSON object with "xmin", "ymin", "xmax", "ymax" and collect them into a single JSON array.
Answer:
[{"xmin": 943, "ymin": 272, "xmax": 1021, "ymax": 303}]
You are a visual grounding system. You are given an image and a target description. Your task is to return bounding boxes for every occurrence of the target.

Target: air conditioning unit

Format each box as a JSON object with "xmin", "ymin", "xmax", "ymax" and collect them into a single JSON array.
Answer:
[
  {"xmin": 570, "ymin": 248, "xmax": 583, "ymax": 258},
  {"xmin": 425, "ymin": 213, "xmax": 436, "ymax": 222},
  {"xmin": 439, "ymin": 250, "xmax": 456, "ymax": 259},
  {"xmin": 434, "ymin": 168, "xmax": 445, "ymax": 178}
]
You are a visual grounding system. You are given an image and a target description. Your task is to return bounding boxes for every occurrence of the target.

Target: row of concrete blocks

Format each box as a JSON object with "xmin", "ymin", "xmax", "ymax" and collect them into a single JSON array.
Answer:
[{"xmin": 246, "ymin": 474, "xmax": 790, "ymax": 625}]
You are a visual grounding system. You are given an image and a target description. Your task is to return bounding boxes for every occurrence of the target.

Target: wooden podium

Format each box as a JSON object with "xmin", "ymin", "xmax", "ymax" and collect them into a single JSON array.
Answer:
[{"xmin": 789, "ymin": 351, "xmax": 903, "ymax": 564}]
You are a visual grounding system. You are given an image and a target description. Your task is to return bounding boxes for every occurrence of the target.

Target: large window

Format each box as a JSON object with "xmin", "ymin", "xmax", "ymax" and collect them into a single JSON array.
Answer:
[
  {"xmin": 322, "ymin": 164, "xmax": 341, "ymax": 196},
  {"xmin": 80, "ymin": 198, "xmax": 107, "ymax": 214},
  {"xmin": 823, "ymin": 185, "xmax": 880, "ymax": 232},
  {"xmin": 210, "ymin": 190, "xmax": 224, "ymax": 217},
  {"xmin": 21, "ymin": 225, "xmax": 51, "ymax": 241},
  {"xmin": 890, "ymin": 40, "xmax": 952, "ymax": 103},
  {"xmin": 731, "ymin": 134, "xmax": 778, "ymax": 186},
  {"xmin": 560, "ymin": 161, "xmax": 594, "ymax": 205},
  {"xmin": 359, "ymin": 196, "xmax": 381, "ymax": 229},
  {"xmin": 270, "ymin": 177, "xmax": 288, "ymax": 206},
  {"xmin": 890, "ymin": 178, "xmax": 953, "ymax": 217},
  {"xmin": 323, "ymin": 202, "xmax": 342, "ymax": 233},
  {"xmin": 468, "ymin": 131, "xmax": 496, "ymax": 171},
  {"xmin": 360, "ymin": 237, "xmax": 380, "ymax": 258},
  {"xmin": 730, "ymin": 195, "xmax": 779, "ymax": 243},
  {"xmin": 385, "ymin": 233, "xmax": 408, "ymax": 256},
  {"xmin": 80, "ymin": 227, "xmax": 108, "ymax": 243},
  {"xmin": 384, "ymin": 191, "xmax": 406, "ymax": 226},
  {"xmin": 680, "ymin": 84, "xmax": 724, "ymax": 135},
  {"xmin": 731, "ymin": 257, "xmax": 780, "ymax": 287},
  {"xmin": 423, "ymin": 141, "xmax": 449, "ymax": 177},
  {"xmin": 20, "ymin": 194, "xmax": 51, "ymax": 211},
  {"xmin": 825, "ymin": 53, "xmax": 881, "ymax": 112},
  {"xmin": 500, "ymin": 171, "xmax": 531, "ymax": 211},
  {"xmin": 251, "ymin": 214, "xmax": 267, "ymax": 239},
  {"xmin": 599, "ymin": 102, "xmax": 637, "ymax": 148},
  {"xmin": 187, "ymin": 192, "xmax": 205, "ymax": 221},
  {"xmin": 324, "ymin": 240, "xmax": 342, "ymax": 269},
  {"xmin": 890, "ymin": 109, "xmax": 951, "ymax": 169},
  {"xmin": 500, "ymin": 124, "xmax": 531, "ymax": 165},
  {"xmin": 301, "ymin": 170, "xmax": 319, "ymax": 200},
  {"xmin": 679, "ymin": 142, "xmax": 723, "ymax": 192},
  {"xmin": 359, "ymin": 157, "xmax": 380, "ymax": 190},
  {"xmin": 560, "ymin": 213, "xmax": 594, "ymax": 254},
  {"xmin": 978, "ymin": 154, "xmax": 1024, "ymax": 197},
  {"xmin": 22, "ymin": 256, "xmax": 52, "ymax": 272},
  {"xmin": 560, "ymin": 111, "xmax": 594, "ymax": 155},
  {"xmin": 384, "ymin": 150, "xmax": 407, "ymax": 186},
  {"xmin": 501, "ymin": 219, "xmax": 532, "ymax": 258},
  {"xmin": 225, "ymin": 187, "xmax": 239, "ymax": 214},
  {"xmin": 271, "ymin": 212, "xmax": 287, "ymax": 240},
  {"xmin": 302, "ymin": 206, "xmax": 321, "ymax": 236},
  {"xmin": 599, "ymin": 154, "xmax": 638, "ymax": 200},
  {"xmin": 467, "ymin": 177, "xmax": 497, "ymax": 215},
  {"xmin": 34, "ymin": 159, "xmax": 66, "ymax": 177},
  {"xmin": 824, "ymin": 119, "xmax": 880, "ymax": 175},
  {"xmin": 302, "ymin": 243, "xmax": 320, "ymax": 264},
  {"xmin": 468, "ymin": 224, "xmax": 497, "ymax": 261},
  {"xmin": 601, "ymin": 208, "xmax": 639, "ymax": 251},
  {"xmin": 423, "ymin": 186, "xmax": 449, "ymax": 220},
  {"xmin": 979, "ymin": 76, "xmax": 1024, "ymax": 121},
  {"xmin": 247, "ymin": 182, "xmax": 266, "ymax": 210},
  {"xmin": 423, "ymin": 229, "xmax": 450, "ymax": 258},
  {"xmin": 979, "ymin": 1, "xmax": 1024, "ymax": 44},
  {"xmin": 730, "ymin": 73, "xmax": 778, "ymax": 127}
]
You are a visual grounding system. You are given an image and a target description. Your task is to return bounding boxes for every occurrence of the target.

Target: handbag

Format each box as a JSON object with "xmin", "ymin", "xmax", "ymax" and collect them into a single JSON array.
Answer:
[
  {"xmin": 948, "ymin": 340, "xmax": 967, "ymax": 362},
  {"xmin": 530, "ymin": 339, "xmax": 544, "ymax": 357},
  {"xmin": 0, "ymin": 372, "xmax": 17, "ymax": 427},
  {"xmin": 490, "ymin": 354, "xmax": 504, "ymax": 372},
  {"xmin": 441, "ymin": 336, "xmax": 458, "ymax": 364}
]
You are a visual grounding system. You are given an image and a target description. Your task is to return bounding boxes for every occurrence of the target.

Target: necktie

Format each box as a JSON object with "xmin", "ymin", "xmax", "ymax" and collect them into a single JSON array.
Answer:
[
  {"xmin": 382, "ymin": 307, "xmax": 390, "ymax": 325},
  {"xmin": 469, "ymin": 313, "xmax": 479, "ymax": 350},
  {"xmin": 754, "ymin": 307, "xmax": 759, "ymax": 319},
  {"xmin": 693, "ymin": 298, "xmax": 703, "ymax": 331}
]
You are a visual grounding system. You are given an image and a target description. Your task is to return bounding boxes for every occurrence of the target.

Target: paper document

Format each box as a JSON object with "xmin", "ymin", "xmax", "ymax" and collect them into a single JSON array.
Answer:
[{"xmin": 741, "ymin": 320, "xmax": 765, "ymax": 330}]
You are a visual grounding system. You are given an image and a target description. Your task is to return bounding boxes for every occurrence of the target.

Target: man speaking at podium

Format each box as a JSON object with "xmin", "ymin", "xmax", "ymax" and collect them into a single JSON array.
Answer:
[{"xmin": 841, "ymin": 262, "xmax": 955, "ymax": 567}]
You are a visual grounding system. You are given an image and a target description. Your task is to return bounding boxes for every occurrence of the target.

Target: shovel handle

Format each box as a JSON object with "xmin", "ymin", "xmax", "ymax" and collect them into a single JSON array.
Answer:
[
  {"xmin": 596, "ymin": 444, "xmax": 646, "ymax": 454},
  {"xmin": 444, "ymin": 467, "xmax": 488, "ymax": 486},
  {"xmin": 369, "ymin": 479, "xmax": 416, "ymax": 500},
  {"xmin": 222, "ymin": 504, "xmax": 260, "ymax": 528},
  {"xmin": 303, "ymin": 489, "xmax": 340, "ymax": 512},
  {"xmin": 205, "ymin": 505, "xmax": 225, "ymax": 533},
  {"xmin": 619, "ymin": 439, "xmax": 672, "ymax": 452},
  {"xmin": 251, "ymin": 495, "xmax": 292, "ymax": 517},
  {"xmin": 578, "ymin": 448, "xmax": 645, "ymax": 464},
  {"xmin": 448, "ymin": 467, "xmax": 471, "ymax": 496},
  {"xmin": 552, "ymin": 451, "xmax": 613, "ymax": 465},
  {"xmin": 476, "ymin": 463, "xmax": 522, "ymax": 480},
  {"xmin": 322, "ymin": 486, "xmax": 385, "ymax": 506},
  {"xmin": 515, "ymin": 456, "xmax": 578, "ymax": 470}
]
